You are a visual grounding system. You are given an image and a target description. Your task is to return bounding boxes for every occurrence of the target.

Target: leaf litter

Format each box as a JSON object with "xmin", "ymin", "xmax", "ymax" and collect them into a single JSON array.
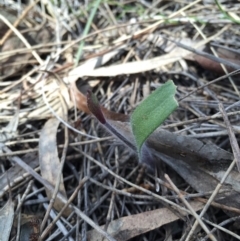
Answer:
[{"xmin": 0, "ymin": 1, "xmax": 240, "ymax": 240}]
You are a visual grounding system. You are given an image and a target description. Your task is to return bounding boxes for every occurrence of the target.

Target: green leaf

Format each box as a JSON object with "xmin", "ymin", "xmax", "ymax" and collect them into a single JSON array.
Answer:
[{"xmin": 130, "ymin": 80, "xmax": 178, "ymax": 154}]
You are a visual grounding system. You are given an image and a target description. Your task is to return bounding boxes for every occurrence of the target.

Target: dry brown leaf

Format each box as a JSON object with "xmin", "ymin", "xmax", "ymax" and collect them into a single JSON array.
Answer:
[
  {"xmin": 39, "ymin": 118, "xmax": 71, "ymax": 216},
  {"xmin": 70, "ymin": 81, "xmax": 91, "ymax": 114},
  {"xmin": 108, "ymin": 120, "xmax": 240, "ymax": 208},
  {"xmin": 194, "ymin": 47, "xmax": 240, "ymax": 75},
  {"xmin": 87, "ymin": 201, "xmax": 204, "ymax": 241}
]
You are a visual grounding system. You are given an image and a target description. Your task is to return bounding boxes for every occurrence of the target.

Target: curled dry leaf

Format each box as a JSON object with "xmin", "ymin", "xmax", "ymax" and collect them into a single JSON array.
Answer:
[{"xmin": 70, "ymin": 81, "xmax": 91, "ymax": 114}]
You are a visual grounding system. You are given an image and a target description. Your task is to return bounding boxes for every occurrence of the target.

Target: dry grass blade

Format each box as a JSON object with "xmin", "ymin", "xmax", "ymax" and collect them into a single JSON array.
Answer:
[
  {"xmin": 40, "ymin": 177, "xmax": 89, "ymax": 240},
  {"xmin": 165, "ymin": 32, "xmax": 240, "ymax": 71},
  {"xmin": 219, "ymin": 102, "xmax": 240, "ymax": 172},
  {"xmin": 0, "ymin": 153, "xmax": 38, "ymax": 198},
  {"xmin": 165, "ymin": 174, "xmax": 216, "ymax": 241},
  {"xmin": 0, "ymin": 1, "xmax": 39, "ymax": 46},
  {"xmin": 185, "ymin": 160, "xmax": 236, "ymax": 241},
  {"xmin": 0, "ymin": 14, "xmax": 43, "ymax": 65},
  {"xmin": 0, "ymin": 146, "xmax": 115, "ymax": 240}
]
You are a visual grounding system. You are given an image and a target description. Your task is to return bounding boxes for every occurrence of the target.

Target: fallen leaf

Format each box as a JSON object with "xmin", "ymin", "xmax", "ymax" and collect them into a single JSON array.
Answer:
[
  {"xmin": 87, "ymin": 201, "xmax": 204, "ymax": 241},
  {"xmin": 64, "ymin": 45, "xmax": 126, "ymax": 83},
  {"xmin": 39, "ymin": 118, "xmax": 71, "ymax": 216},
  {"xmin": 0, "ymin": 199, "xmax": 14, "ymax": 241},
  {"xmin": 194, "ymin": 46, "xmax": 240, "ymax": 75},
  {"xmin": 70, "ymin": 81, "xmax": 91, "ymax": 114},
  {"xmin": 78, "ymin": 50, "xmax": 190, "ymax": 77},
  {"xmin": 64, "ymin": 37, "xmax": 194, "ymax": 80}
]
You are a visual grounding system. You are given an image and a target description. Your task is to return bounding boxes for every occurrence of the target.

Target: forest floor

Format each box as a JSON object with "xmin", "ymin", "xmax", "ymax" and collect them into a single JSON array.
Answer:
[{"xmin": 0, "ymin": 1, "xmax": 240, "ymax": 240}]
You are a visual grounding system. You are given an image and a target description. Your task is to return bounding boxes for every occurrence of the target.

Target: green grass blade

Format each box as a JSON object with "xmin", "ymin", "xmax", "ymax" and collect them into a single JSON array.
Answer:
[
  {"xmin": 75, "ymin": 0, "xmax": 102, "ymax": 67},
  {"xmin": 215, "ymin": 0, "xmax": 240, "ymax": 24},
  {"xmin": 130, "ymin": 80, "xmax": 178, "ymax": 154}
]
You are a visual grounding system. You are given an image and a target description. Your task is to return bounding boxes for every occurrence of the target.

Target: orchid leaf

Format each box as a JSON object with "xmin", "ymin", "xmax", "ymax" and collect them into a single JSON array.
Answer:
[
  {"xmin": 87, "ymin": 90, "xmax": 106, "ymax": 124},
  {"xmin": 87, "ymin": 90, "xmax": 137, "ymax": 150},
  {"xmin": 86, "ymin": 81, "xmax": 178, "ymax": 161},
  {"xmin": 130, "ymin": 80, "xmax": 178, "ymax": 154}
]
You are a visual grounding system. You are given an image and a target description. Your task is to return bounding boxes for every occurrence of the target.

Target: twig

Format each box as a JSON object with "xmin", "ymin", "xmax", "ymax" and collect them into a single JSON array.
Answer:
[
  {"xmin": 40, "ymin": 177, "xmax": 89, "ymax": 240},
  {"xmin": 0, "ymin": 14, "xmax": 43, "ymax": 65},
  {"xmin": 78, "ymin": 149, "xmax": 195, "ymax": 215},
  {"xmin": 15, "ymin": 180, "xmax": 34, "ymax": 215},
  {"xmin": 164, "ymin": 110, "xmax": 240, "ymax": 129},
  {"xmin": 202, "ymin": 216, "xmax": 240, "ymax": 240},
  {"xmin": 185, "ymin": 160, "xmax": 236, "ymax": 241},
  {"xmin": 0, "ymin": 0, "xmax": 40, "ymax": 45},
  {"xmin": 32, "ymin": 184, "xmax": 74, "ymax": 240},
  {"xmin": 180, "ymin": 11, "xmax": 240, "ymax": 97},
  {"xmin": 179, "ymin": 69, "xmax": 240, "ymax": 101},
  {"xmin": 219, "ymin": 102, "xmax": 240, "ymax": 172},
  {"xmin": 164, "ymin": 26, "xmax": 240, "ymax": 72},
  {"xmin": 1, "ymin": 137, "xmax": 113, "ymax": 157},
  {"xmin": 103, "ymin": 147, "xmax": 119, "ymax": 235},
  {"xmin": 164, "ymin": 174, "xmax": 217, "ymax": 241},
  {"xmin": 1, "ymin": 145, "xmax": 116, "ymax": 241}
]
